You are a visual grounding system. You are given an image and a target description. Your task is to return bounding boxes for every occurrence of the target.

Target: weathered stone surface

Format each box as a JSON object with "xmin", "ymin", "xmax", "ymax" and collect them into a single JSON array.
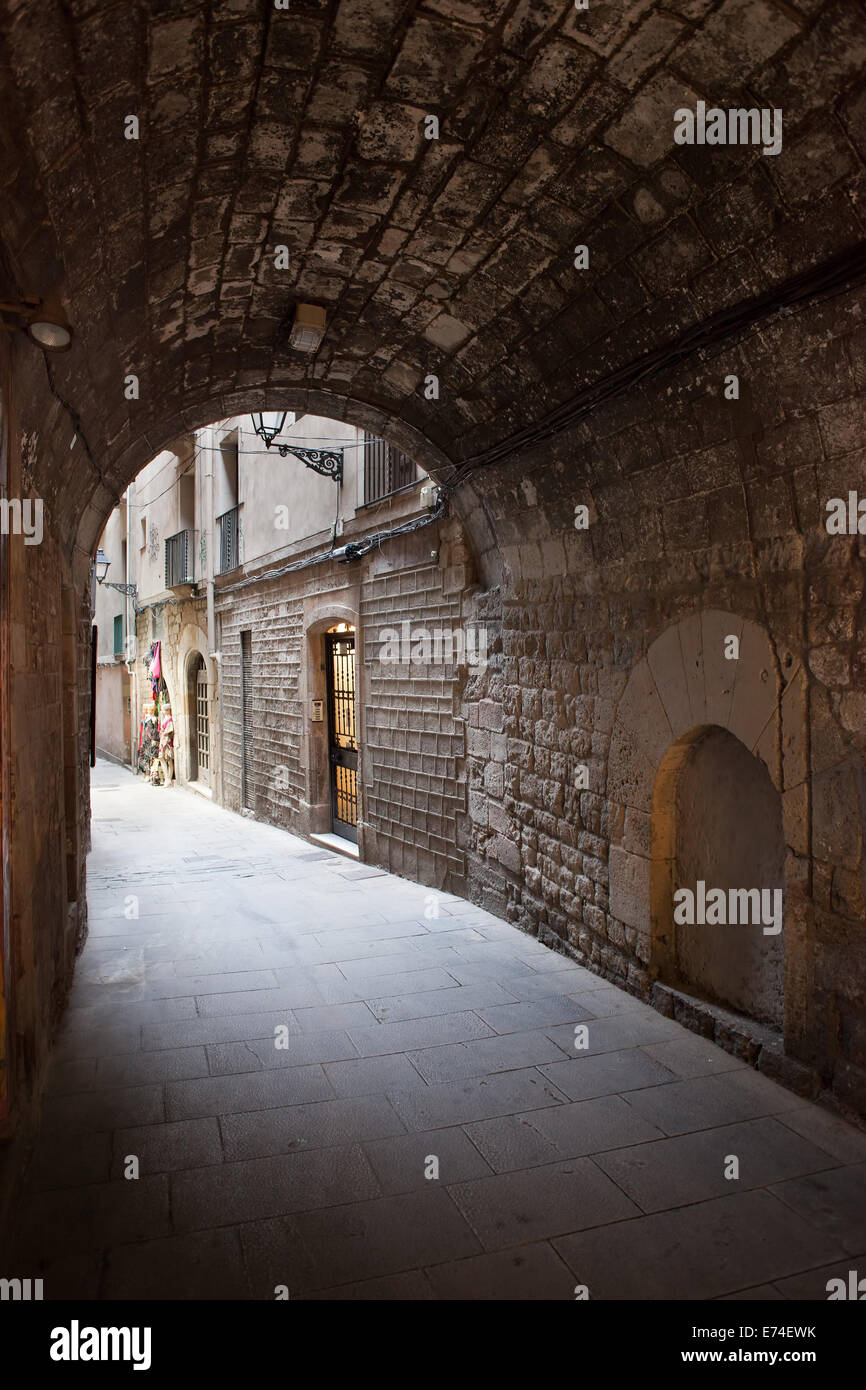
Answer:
[
  {"xmin": 1, "ymin": 0, "xmax": 866, "ymax": 1150},
  {"xmin": 608, "ymin": 847, "xmax": 650, "ymax": 932}
]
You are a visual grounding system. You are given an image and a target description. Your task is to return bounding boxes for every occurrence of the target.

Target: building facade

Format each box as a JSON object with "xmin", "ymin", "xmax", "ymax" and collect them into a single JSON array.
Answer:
[{"xmin": 94, "ymin": 413, "xmax": 482, "ymax": 890}]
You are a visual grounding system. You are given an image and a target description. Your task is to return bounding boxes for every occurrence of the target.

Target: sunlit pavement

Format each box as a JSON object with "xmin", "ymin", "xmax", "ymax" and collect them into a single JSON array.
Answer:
[{"xmin": 8, "ymin": 758, "xmax": 866, "ymax": 1300}]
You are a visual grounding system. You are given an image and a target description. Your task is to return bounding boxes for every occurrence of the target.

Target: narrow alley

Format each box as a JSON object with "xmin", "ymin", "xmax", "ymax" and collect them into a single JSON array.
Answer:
[{"xmin": 7, "ymin": 760, "xmax": 866, "ymax": 1301}]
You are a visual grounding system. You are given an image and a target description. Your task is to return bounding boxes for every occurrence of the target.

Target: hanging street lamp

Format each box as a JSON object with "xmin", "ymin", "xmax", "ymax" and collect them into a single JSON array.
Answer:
[{"xmin": 250, "ymin": 412, "xmax": 288, "ymax": 447}]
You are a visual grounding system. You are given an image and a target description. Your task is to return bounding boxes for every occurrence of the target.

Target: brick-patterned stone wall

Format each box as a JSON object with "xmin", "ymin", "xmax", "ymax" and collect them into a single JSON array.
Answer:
[
  {"xmin": 218, "ymin": 579, "xmax": 306, "ymax": 825},
  {"xmin": 360, "ymin": 525, "xmax": 469, "ymax": 890}
]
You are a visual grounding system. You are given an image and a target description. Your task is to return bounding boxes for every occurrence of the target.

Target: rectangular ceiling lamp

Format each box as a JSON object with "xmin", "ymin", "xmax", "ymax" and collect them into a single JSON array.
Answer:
[{"xmin": 290, "ymin": 303, "xmax": 326, "ymax": 352}]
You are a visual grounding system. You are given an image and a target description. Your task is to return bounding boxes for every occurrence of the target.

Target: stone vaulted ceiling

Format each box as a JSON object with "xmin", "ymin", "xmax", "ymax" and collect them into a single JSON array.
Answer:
[{"xmin": 0, "ymin": 0, "xmax": 864, "ymax": 545}]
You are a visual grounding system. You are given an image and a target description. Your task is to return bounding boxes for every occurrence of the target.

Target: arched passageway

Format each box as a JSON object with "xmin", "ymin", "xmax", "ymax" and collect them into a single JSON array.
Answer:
[{"xmin": 0, "ymin": 0, "xmax": 865, "ymax": 1304}]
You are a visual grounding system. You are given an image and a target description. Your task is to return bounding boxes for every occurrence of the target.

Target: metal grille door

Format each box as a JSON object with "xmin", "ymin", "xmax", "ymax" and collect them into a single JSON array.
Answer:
[
  {"xmin": 195, "ymin": 661, "xmax": 209, "ymax": 777},
  {"xmin": 326, "ymin": 632, "xmax": 358, "ymax": 843}
]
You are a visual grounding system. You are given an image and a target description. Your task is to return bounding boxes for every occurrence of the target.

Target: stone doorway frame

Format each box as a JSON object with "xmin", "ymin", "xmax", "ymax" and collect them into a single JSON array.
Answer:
[{"xmin": 606, "ymin": 608, "xmax": 809, "ymax": 1054}]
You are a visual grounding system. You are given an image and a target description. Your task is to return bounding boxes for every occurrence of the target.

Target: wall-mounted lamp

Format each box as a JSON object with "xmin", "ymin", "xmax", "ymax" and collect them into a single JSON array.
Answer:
[
  {"xmin": 95, "ymin": 547, "xmax": 137, "ymax": 599},
  {"xmin": 249, "ymin": 412, "xmax": 343, "ymax": 483},
  {"xmin": 0, "ymin": 293, "xmax": 73, "ymax": 351}
]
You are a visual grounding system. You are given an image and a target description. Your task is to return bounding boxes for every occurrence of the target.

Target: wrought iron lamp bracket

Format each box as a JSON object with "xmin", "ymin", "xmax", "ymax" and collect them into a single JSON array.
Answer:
[
  {"xmin": 99, "ymin": 580, "xmax": 138, "ymax": 599},
  {"xmin": 272, "ymin": 443, "xmax": 343, "ymax": 483}
]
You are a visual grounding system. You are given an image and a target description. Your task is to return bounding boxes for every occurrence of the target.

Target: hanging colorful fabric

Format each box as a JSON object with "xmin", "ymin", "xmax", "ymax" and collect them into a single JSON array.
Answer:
[{"xmin": 150, "ymin": 640, "xmax": 162, "ymax": 699}]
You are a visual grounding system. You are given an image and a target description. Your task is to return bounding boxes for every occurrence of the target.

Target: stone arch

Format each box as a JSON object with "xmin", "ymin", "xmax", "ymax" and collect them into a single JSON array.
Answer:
[
  {"xmin": 68, "ymin": 391, "xmax": 496, "ymax": 594},
  {"xmin": 651, "ymin": 724, "xmax": 786, "ymax": 1029},
  {"xmin": 1, "ymin": 0, "xmax": 854, "ymax": 609},
  {"xmin": 606, "ymin": 609, "xmax": 808, "ymax": 1042}
]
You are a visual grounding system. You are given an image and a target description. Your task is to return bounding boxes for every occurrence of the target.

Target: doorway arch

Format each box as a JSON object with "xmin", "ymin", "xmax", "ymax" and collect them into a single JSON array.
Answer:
[
  {"xmin": 651, "ymin": 724, "xmax": 786, "ymax": 1029},
  {"xmin": 187, "ymin": 652, "xmax": 209, "ymax": 787},
  {"xmin": 606, "ymin": 609, "xmax": 808, "ymax": 1046}
]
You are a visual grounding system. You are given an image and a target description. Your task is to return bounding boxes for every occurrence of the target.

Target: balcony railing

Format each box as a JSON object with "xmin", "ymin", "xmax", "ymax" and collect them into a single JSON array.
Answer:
[
  {"xmin": 217, "ymin": 505, "xmax": 240, "ymax": 574},
  {"xmin": 164, "ymin": 529, "xmax": 193, "ymax": 587},
  {"xmin": 364, "ymin": 433, "xmax": 416, "ymax": 504}
]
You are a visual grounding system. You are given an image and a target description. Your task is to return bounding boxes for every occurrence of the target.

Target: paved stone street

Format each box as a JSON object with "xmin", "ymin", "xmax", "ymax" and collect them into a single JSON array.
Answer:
[{"xmin": 7, "ymin": 758, "xmax": 866, "ymax": 1300}]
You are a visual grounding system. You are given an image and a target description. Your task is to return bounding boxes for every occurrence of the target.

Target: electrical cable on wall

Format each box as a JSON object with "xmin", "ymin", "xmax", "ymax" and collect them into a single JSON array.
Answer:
[
  {"xmin": 437, "ymin": 237, "xmax": 866, "ymax": 503},
  {"xmin": 44, "ymin": 355, "xmax": 101, "ymax": 480}
]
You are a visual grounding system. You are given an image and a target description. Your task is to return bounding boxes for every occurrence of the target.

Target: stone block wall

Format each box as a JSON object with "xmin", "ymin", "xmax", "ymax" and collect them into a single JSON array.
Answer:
[
  {"xmin": 458, "ymin": 285, "xmax": 866, "ymax": 1119},
  {"xmin": 0, "ymin": 342, "xmax": 85, "ymax": 1142}
]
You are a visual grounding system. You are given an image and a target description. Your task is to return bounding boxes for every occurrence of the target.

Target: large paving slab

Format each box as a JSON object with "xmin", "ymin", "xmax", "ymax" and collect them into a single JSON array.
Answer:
[{"xmin": 6, "ymin": 758, "xmax": 865, "ymax": 1301}]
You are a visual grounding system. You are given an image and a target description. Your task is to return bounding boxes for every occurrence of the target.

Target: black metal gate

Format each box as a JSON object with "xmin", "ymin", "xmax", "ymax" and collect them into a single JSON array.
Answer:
[{"xmin": 326, "ymin": 631, "xmax": 358, "ymax": 843}]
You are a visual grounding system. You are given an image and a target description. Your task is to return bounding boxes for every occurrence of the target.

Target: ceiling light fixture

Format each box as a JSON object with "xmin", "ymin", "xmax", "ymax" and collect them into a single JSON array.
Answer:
[
  {"xmin": 289, "ymin": 303, "xmax": 326, "ymax": 352},
  {"xmin": 0, "ymin": 293, "xmax": 73, "ymax": 351}
]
